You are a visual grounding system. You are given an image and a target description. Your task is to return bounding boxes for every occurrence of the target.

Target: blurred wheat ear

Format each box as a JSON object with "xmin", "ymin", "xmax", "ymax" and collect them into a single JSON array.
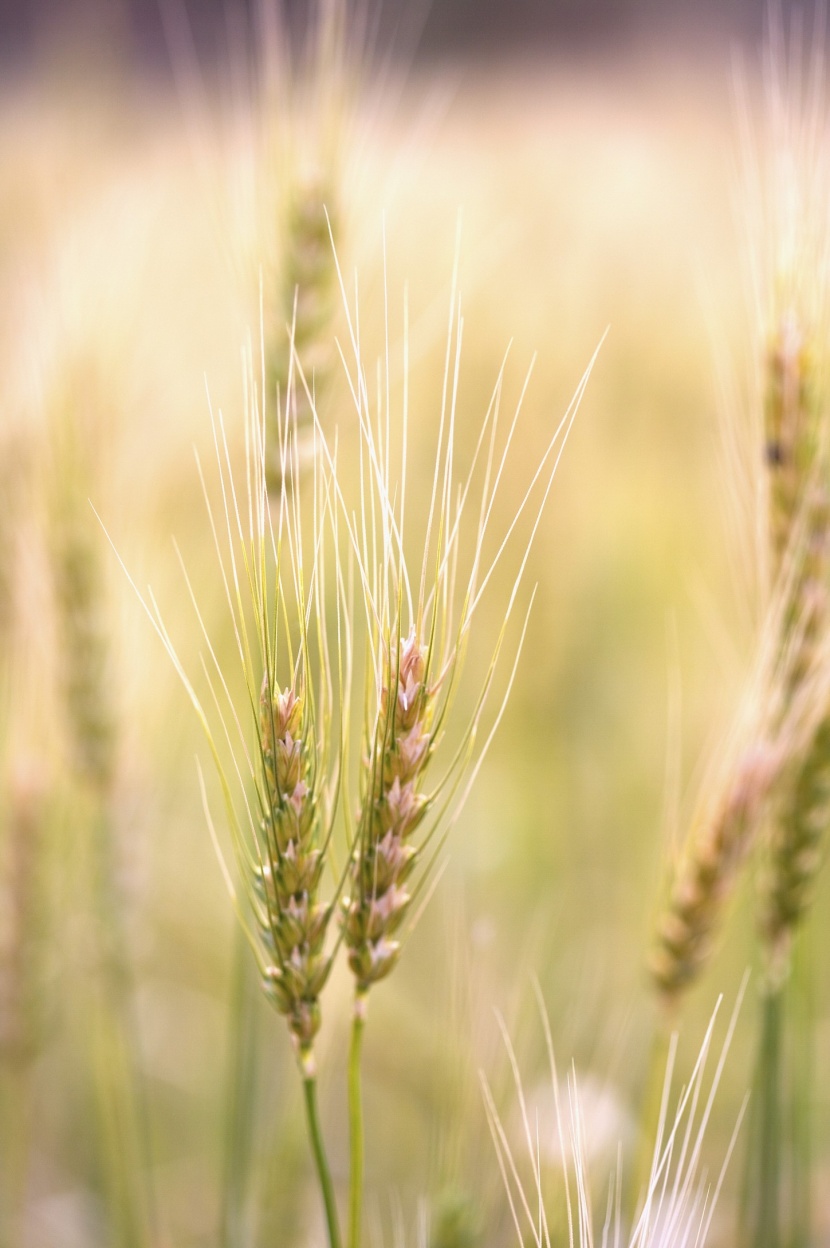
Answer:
[
  {"xmin": 0, "ymin": 396, "xmax": 51, "ymax": 1246},
  {"xmin": 43, "ymin": 349, "xmax": 160, "ymax": 1248},
  {"xmin": 649, "ymin": 15, "xmax": 830, "ymax": 1247},
  {"xmin": 257, "ymin": 0, "xmax": 352, "ymax": 368},
  {"xmin": 0, "ymin": 759, "xmax": 48, "ymax": 1248},
  {"xmin": 735, "ymin": 24, "xmax": 830, "ymax": 1247}
]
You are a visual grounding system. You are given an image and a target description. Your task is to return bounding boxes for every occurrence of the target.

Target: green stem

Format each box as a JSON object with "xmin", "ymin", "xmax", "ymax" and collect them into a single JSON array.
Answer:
[
  {"xmin": 302, "ymin": 1062, "xmax": 342, "ymax": 1248},
  {"xmin": 90, "ymin": 805, "xmax": 156, "ymax": 1248},
  {"xmin": 755, "ymin": 985, "xmax": 784, "ymax": 1248},
  {"xmin": 790, "ymin": 930, "xmax": 812, "ymax": 1248},
  {"xmin": 348, "ymin": 992, "xmax": 367, "ymax": 1248}
]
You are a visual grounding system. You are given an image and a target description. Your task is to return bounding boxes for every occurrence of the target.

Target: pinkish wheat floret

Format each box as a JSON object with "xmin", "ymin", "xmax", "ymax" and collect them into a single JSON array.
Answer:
[{"xmin": 342, "ymin": 628, "xmax": 433, "ymax": 992}]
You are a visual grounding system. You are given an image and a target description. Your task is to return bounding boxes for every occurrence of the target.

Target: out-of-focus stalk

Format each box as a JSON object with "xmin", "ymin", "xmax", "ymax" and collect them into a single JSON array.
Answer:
[
  {"xmin": 47, "ymin": 362, "xmax": 156, "ymax": 1247},
  {"xmin": 220, "ymin": 926, "xmax": 260, "ymax": 1248}
]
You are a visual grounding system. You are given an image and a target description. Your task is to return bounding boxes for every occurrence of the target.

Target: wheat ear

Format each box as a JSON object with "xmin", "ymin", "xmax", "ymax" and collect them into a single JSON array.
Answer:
[
  {"xmin": 757, "ymin": 309, "xmax": 830, "ymax": 975},
  {"xmin": 303, "ymin": 247, "xmax": 599, "ymax": 1246},
  {"xmin": 105, "ymin": 334, "xmax": 350, "ymax": 1247},
  {"xmin": 650, "ymin": 738, "xmax": 780, "ymax": 1003},
  {"xmin": 342, "ymin": 628, "xmax": 430, "ymax": 989}
]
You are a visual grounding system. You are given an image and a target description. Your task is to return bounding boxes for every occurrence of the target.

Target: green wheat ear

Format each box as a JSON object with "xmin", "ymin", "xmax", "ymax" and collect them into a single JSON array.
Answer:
[
  {"xmin": 256, "ymin": 676, "xmax": 332, "ymax": 1053},
  {"xmin": 105, "ymin": 333, "xmax": 353, "ymax": 1247},
  {"xmin": 110, "ymin": 335, "xmax": 352, "ymax": 1068}
]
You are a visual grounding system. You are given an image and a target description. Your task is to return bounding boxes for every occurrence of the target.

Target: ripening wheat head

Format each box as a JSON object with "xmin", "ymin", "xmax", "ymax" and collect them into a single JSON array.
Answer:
[
  {"xmin": 738, "ymin": 16, "xmax": 830, "ymax": 973},
  {"xmin": 741, "ymin": 17, "xmax": 830, "ymax": 638},
  {"xmin": 649, "ymin": 620, "xmax": 781, "ymax": 1004},
  {"xmin": 648, "ymin": 533, "xmax": 830, "ymax": 1003},
  {"xmin": 111, "ymin": 338, "xmax": 352, "ymax": 1066},
  {"xmin": 315, "ymin": 261, "xmax": 602, "ymax": 998},
  {"xmin": 651, "ymin": 19, "xmax": 830, "ymax": 1002}
]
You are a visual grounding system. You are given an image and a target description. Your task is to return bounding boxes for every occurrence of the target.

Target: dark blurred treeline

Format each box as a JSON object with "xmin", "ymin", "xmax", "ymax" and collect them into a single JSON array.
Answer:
[{"xmin": 0, "ymin": 0, "xmax": 789, "ymax": 67}]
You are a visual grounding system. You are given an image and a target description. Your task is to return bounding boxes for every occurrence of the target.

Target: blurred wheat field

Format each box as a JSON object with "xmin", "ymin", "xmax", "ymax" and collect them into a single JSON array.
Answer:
[{"xmin": 1, "ymin": 29, "xmax": 829, "ymax": 1248}]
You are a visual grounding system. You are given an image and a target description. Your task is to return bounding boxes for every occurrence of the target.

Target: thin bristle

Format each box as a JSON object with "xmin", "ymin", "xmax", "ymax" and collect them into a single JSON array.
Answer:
[
  {"xmin": 313, "ymin": 257, "xmax": 599, "ymax": 1000},
  {"xmin": 486, "ymin": 992, "xmax": 744, "ymax": 1248}
]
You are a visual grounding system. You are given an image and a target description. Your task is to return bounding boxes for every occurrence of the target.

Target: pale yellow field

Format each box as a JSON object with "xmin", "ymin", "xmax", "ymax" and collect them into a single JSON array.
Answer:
[{"xmin": 1, "ymin": 32, "xmax": 827, "ymax": 1247}]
